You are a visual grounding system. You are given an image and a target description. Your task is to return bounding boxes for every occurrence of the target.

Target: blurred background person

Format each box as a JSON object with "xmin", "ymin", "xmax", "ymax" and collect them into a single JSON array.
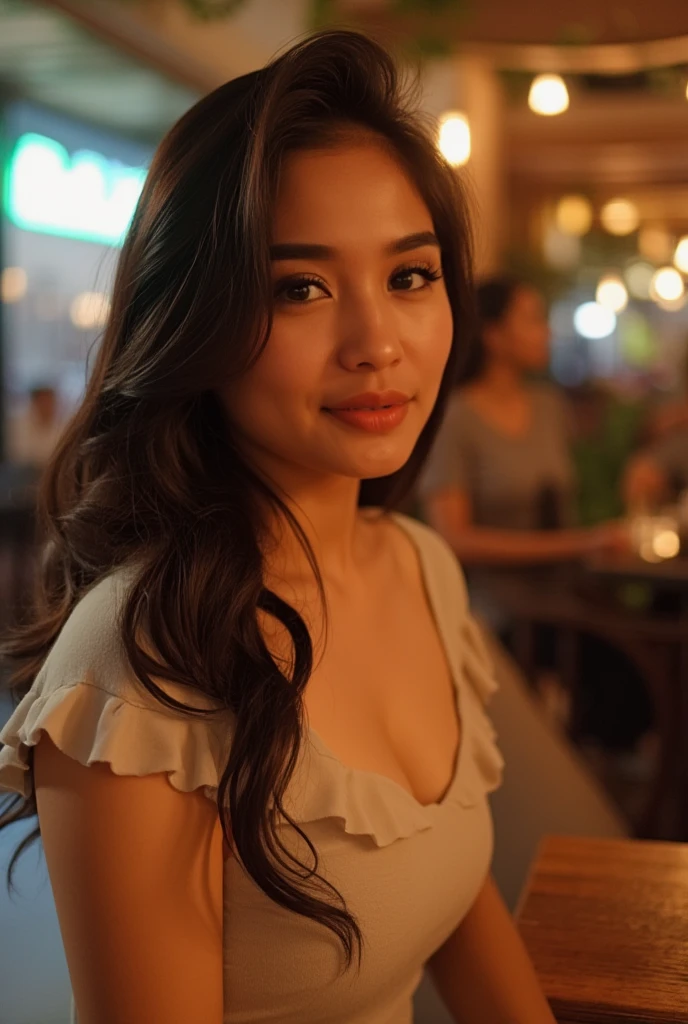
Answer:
[
  {"xmin": 417, "ymin": 275, "xmax": 622, "ymax": 612},
  {"xmin": 417, "ymin": 273, "xmax": 652, "ymax": 774}
]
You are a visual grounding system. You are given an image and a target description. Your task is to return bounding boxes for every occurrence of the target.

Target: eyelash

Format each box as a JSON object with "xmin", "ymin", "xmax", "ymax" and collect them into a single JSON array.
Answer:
[{"xmin": 274, "ymin": 262, "xmax": 443, "ymax": 302}]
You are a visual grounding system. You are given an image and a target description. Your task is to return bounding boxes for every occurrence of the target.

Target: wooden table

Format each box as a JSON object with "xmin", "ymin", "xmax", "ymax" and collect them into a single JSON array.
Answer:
[{"xmin": 517, "ymin": 835, "xmax": 688, "ymax": 1023}]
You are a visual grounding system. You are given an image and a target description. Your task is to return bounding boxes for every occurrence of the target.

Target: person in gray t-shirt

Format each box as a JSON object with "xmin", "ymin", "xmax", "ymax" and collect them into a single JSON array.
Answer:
[
  {"xmin": 417, "ymin": 275, "xmax": 621, "ymax": 569},
  {"xmin": 418, "ymin": 276, "xmax": 649, "ymax": 751}
]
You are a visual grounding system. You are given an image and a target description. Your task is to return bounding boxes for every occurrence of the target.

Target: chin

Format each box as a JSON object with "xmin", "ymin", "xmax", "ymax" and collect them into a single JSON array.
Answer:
[{"xmin": 349, "ymin": 451, "xmax": 415, "ymax": 482}]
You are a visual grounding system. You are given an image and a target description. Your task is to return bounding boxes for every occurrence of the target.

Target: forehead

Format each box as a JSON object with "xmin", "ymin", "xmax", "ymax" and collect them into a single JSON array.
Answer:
[{"xmin": 272, "ymin": 140, "xmax": 433, "ymax": 246}]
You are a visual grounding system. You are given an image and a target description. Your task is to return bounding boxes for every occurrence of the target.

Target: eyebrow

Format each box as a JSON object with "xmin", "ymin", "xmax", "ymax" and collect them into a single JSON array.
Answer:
[{"xmin": 269, "ymin": 231, "xmax": 440, "ymax": 261}]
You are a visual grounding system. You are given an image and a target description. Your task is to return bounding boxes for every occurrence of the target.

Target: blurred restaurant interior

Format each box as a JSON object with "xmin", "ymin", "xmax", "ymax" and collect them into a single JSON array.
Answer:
[{"xmin": 1, "ymin": 1, "xmax": 688, "ymax": 1022}]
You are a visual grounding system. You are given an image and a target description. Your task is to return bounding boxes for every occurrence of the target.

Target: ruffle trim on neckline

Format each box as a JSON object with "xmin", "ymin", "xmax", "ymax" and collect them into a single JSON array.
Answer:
[
  {"xmin": 280, "ymin": 611, "xmax": 504, "ymax": 848},
  {"xmin": 281, "ymin": 733, "xmax": 436, "ymax": 848},
  {"xmin": 0, "ymin": 679, "xmax": 230, "ymax": 802}
]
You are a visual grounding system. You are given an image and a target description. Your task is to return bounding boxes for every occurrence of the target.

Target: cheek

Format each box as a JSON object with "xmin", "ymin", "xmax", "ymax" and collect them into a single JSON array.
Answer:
[
  {"xmin": 418, "ymin": 296, "xmax": 454, "ymax": 372},
  {"xmin": 241, "ymin": 330, "xmax": 322, "ymax": 404}
]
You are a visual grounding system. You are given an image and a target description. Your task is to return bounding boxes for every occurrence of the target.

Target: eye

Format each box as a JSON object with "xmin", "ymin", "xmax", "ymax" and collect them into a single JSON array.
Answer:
[
  {"xmin": 389, "ymin": 263, "xmax": 443, "ymax": 292},
  {"xmin": 274, "ymin": 275, "xmax": 330, "ymax": 304}
]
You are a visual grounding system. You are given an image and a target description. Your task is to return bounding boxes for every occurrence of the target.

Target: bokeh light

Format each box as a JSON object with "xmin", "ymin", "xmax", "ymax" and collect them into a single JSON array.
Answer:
[
  {"xmin": 600, "ymin": 198, "xmax": 640, "ymax": 236},
  {"xmin": 596, "ymin": 274, "xmax": 628, "ymax": 313},
  {"xmin": 555, "ymin": 195, "xmax": 593, "ymax": 237},
  {"xmin": 650, "ymin": 266, "xmax": 685, "ymax": 304},
  {"xmin": 437, "ymin": 112, "xmax": 471, "ymax": 167},
  {"xmin": 528, "ymin": 75, "xmax": 569, "ymax": 116},
  {"xmin": 1, "ymin": 266, "xmax": 28, "ymax": 304},
  {"xmin": 70, "ymin": 291, "xmax": 111, "ymax": 330},
  {"xmin": 574, "ymin": 302, "xmax": 617, "ymax": 339},
  {"xmin": 673, "ymin": 236, "xmax": 688, "ymax": 274}
]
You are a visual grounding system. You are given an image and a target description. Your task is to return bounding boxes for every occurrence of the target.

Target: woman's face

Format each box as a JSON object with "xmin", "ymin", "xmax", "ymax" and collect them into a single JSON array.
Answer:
[
  {"xmin": 220, "ymin": 137, "xmax": 453, "ymax": 491},
  {"xmin": 487, "ymin": 287, "xmax": 551, "ymax": 372}
]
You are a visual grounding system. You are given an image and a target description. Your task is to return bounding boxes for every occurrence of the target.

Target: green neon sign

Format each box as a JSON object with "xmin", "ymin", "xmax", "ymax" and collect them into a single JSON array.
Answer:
[{"xmin": 5, "ymin": 132, "xmax": 148, "ymax": 246}]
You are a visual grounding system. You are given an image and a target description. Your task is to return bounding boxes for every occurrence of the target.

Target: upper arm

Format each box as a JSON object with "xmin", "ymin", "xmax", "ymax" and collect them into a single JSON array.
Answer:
[{"xmin": 34, "ymin": 733, "xmax": 224, "ymax": 1024}]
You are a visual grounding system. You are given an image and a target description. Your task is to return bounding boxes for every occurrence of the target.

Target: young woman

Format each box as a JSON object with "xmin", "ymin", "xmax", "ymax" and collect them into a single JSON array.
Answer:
[{"xmin": 0, "ymin": 32, "xmax": 555, "ymax": 1023}]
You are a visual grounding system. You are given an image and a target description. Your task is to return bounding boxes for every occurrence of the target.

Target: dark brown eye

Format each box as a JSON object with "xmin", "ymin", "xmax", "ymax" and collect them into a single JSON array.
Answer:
[
  {"xmin": 274, "ymin": 276, "xmax": 329, "ymax": 304},
  {"xmin": 390, "ymin": 265, "xmax": 442, "ymax": 292}
]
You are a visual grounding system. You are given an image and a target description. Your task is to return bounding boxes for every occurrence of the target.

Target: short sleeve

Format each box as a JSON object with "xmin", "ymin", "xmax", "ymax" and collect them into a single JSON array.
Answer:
[
  {"xmin": 0, "ymin": 571, "xmax": 234, "ymax": 803},
  {"xmin": 416, "ymin": 393, "xmax": 474, "ymax": 499}
]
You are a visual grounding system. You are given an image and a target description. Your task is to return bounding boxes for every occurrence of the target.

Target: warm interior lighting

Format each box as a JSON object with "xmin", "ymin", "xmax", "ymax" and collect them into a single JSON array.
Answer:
[
  {"xmin": 596, "ymin": 274, "xmax": 628, "ymax": 313},
  {"xmin": 652, "ymin": 528, "xmax": 680, "ymax": 560},
  {"xmin": 70, "ymin": 291, "xmax": 111, "ymax": 330},
  {"xmin": 528, "ymin": 74, "xmax": 569, "ymax": 116},
  {"xmin": 673, "ymin": 236, "xmax": 688, "ymax": 274},
  {"xmin": 600, "ymin": 198, "xmax": 639, "ymax": 236},
  {"xmin": 437, "ymin": 112, "xmax": 471, "ymax": 166},
  {"xmin": 1, "ymin": 266, "xmax": 28, "ymax": 304},
  {"xmin": 650, "ymin": 267, "xmax": 685, "ymax": 304},
  {"xmin": 555, "ymin": 195, "xmax": 592, "ymax": 237},
  {"xmin": 573, "ymin": 302, "xmax": 617, "ymax": 339}
]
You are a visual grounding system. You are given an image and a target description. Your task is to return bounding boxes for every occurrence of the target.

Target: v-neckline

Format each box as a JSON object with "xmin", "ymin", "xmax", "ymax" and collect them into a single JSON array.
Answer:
[{"xmin": 306, "ymin": 511, "xmax": 466, "ymax": 813}]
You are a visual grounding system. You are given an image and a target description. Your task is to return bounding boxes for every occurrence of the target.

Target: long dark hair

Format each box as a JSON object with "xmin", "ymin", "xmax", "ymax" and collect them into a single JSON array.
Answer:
[
  {"xmin": 0, "ymin": 29, "xmax": 473, "ymax": 971},
  {"xmin": 458, "ymin": 273, "xmax": 524, "ymax": 385}
]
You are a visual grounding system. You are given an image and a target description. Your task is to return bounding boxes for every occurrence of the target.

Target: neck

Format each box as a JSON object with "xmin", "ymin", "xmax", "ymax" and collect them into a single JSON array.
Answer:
[
  {"xmin": 251, "ymin": 459, "xmax": 372, "ymax": 591},
  {"xmin": 476, "ymin": 359, "xmax": 524, "ymax": 398}
]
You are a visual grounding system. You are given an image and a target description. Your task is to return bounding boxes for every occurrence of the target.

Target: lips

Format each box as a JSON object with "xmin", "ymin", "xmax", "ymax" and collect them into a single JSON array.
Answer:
[{"xmin": 325, "ymin": 390, "xmax": 411, "ymax": 411}]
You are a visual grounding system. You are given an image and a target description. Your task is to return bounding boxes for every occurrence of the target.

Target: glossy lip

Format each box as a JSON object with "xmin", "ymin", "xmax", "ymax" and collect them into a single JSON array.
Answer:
[
  {"xmin": 325, "ymin": 403, "xmax": 410, "ymax": 434},
  {"xmin": 324, "ymin": 390, "xmax": 411, "ymax": 411}
]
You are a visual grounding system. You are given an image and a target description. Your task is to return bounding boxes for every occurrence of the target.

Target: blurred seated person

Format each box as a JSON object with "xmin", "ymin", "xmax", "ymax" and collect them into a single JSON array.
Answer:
[
  {"xmin": 6, "ymin": 384, "xmax": 63, "ymax": 470},
  {"xmin": 417, "ymin": 275, "xmax": 622, "ymax": 595},
  {"xmin": 623, "ymin": 426, "xmax": 688, "ymax": 510},
  {"xmin": 418, "ymin": 275, "xmax": 650, "ymax": 754}
]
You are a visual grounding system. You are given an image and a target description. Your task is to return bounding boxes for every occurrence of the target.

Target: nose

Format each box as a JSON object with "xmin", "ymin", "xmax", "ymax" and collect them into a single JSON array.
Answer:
[{"xmin": 336, "ymin": 288, "xmax": 403, "ymax": 372}]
